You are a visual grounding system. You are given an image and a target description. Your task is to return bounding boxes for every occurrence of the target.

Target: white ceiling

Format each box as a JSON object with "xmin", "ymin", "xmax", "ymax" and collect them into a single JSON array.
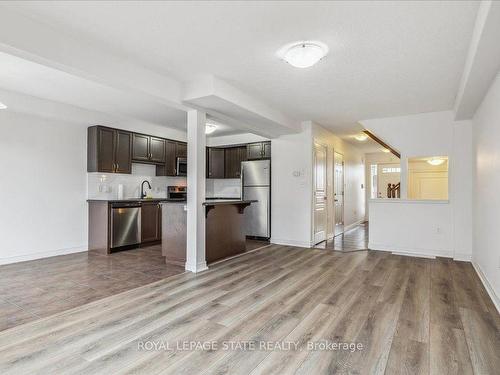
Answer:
[{"xmin": 1, "ymin": 1, "xmax": 480, "ymax": 138}]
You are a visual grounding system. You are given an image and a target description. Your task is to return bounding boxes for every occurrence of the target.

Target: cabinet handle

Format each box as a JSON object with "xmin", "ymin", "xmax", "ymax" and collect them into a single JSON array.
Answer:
[
  {"xmin": 112, "ymin": 163, "xmax": 116, "ymax": 172},
  {"xmin": 116, "ymin": 163, "xmax": 119, "ymax": 171}
]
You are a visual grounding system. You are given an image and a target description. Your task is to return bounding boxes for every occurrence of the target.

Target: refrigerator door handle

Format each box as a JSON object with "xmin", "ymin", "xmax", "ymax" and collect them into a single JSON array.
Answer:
[{"xmin": 240, "ymin": 163, "xmax": 244, "ymax": 199}]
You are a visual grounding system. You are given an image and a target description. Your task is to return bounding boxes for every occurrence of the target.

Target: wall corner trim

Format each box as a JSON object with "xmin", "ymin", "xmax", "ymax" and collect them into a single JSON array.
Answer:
[
  {"xmin": 185, "ymin": 261, "xmax": 208, "ymax": 273},
  {"xmin": 472, "ymin": 261, "xmax": 500, "ymax": 314}
]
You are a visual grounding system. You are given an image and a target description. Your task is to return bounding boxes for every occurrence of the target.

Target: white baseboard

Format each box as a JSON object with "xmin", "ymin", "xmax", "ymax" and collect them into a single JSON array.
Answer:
[
  {"xmin": 0, "ymin": 245, "xmax": 88, "ymax": 265},
  {"xmin": 270, "ymin": 238, "xmax": 312, "ymax": 248},
  {"xmin": 453, "ymin": 252, "xmax": 472, "ymax": 262},
  {"xmin": 472, "ymin": 261, "xmax": 500, "ymax": 314},
  {"xmin": 391, "ymin": 251, "xmax": 436, "ymax": 259},
  {"xmin": 368, "ymin": 242, "xmax": 453, "ymax": 259}
]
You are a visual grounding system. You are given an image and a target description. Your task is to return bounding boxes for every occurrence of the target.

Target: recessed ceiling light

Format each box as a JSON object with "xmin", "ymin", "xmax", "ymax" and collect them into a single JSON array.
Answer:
[
  {"xmin": 205, "ymin": 123, "xmax": 217, "ymax": 135},
  {"xmin": 0, "ymin": 101, "xmax": 7, "ymax": 110},
  {"xmin": 427, "ymin": 158, "xmax": 445, "ymax": 166},
  {"xmin": 355, "ymin": 134, "xmax": 368, "ymax": 142},
  {"xmin": 382, "ymin": 148, "xmax": 390, "ymax": 153},
  {"xmin": 277, "ymin": 41, "xmax": 328, "ymax": 68}
]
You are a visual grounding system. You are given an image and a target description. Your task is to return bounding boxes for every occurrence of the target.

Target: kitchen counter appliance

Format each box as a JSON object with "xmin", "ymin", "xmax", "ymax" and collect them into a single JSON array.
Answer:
[
  {"xmin": 110, "ymin": 202, "xmax": 141, "ymax": 249},
  {"xmin": 167, "ymin": 186, "xmax": 187, "ymax": 201},
  {"xmin": 176, "ymin": 157, "xmax": 187, "ymax": 176},
  {"xmin": 241, "ymin": 159, "xmax": 271, "ymax": 239}
]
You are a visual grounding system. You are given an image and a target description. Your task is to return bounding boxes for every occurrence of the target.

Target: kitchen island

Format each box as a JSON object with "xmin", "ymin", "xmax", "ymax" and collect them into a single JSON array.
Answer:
[{"xmin": 161, "ymin": 199, "xmax": 256, "ymax": 266}]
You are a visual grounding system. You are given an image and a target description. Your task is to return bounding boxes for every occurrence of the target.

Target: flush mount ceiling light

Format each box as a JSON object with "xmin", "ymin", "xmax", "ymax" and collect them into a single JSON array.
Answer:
[
  {"xmin": 0, "ymin": 101, "xmax": 7, "ymax": 110},
  {"xmin": 427, "ymin": 157, "xmax": 446, "ymax": 166},
  {"xmin": 277, "ymin": 41, "xmax": 329, "ymax": 68},
  {"xmin": 205, "ymin": 123, "xmax": 217, "ymax": 135},
  {"xmin": 354, "ymin": 133, "xmax": 368, "ymax": 142},
  {"xmin": 382, "ymin": 148, "xmax": 391, "ymax": 153}
]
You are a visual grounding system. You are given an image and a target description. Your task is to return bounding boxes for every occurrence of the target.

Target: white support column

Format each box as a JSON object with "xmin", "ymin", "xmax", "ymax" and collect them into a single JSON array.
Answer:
[{"xmin": 185, "ymin": 110, "xmax": 208, "ymax": 273}]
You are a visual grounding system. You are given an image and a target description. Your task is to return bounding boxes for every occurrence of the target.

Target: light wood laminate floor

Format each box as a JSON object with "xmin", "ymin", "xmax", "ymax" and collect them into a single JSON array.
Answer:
[{"xmin": 0, "ymin": 245, "xmax": 498, "ymax": 374}]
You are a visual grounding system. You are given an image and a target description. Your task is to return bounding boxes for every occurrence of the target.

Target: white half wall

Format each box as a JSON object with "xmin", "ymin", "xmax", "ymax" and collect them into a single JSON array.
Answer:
[
  {"xmin": 369, "ymin": 200, "xmax": 453, "ymax": 258},
  {"xmin": 361, "ymin": 111, "xmax": 473, "ymax": 260},
  {"xmin": 472, "ymin": 72, "xmax": 500, "ymax": 310}
]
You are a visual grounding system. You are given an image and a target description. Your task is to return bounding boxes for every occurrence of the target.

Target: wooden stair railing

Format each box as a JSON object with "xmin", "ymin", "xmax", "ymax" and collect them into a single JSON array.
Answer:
[{"xmin": 387, "ymin": 182, "xmax": 401, "ymax": 198}]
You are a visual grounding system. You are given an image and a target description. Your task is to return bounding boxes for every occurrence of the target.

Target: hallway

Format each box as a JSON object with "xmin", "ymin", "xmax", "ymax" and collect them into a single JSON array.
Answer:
[{"xmin": 315, "ymin": 223, "xmax": 369, "ymax": 252}]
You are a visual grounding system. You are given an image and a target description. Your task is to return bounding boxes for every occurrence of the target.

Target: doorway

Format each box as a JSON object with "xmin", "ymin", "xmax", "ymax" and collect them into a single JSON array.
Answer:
[
  {"xmin": 334, "ymin": 152, "xmax": 345, "ymax": 236},
  {"xmin": 313, "ymin": 143, "xmax": 327, "ymax": 244}
]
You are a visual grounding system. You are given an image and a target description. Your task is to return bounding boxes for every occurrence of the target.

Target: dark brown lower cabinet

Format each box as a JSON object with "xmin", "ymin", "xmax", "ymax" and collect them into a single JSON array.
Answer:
[
  {"xmin": 88, "ymin": 200, "xmax": 162, "ymax": 254},
  {"xmin": 141, "ymin": 202, "xmax": 162, "ymax": 243}
]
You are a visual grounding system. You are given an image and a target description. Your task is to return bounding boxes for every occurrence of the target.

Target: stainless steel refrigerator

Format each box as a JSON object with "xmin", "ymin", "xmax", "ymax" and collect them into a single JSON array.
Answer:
[{"xmin": 241, "ymin": 159, "xmax": 270, "ymax": 238}]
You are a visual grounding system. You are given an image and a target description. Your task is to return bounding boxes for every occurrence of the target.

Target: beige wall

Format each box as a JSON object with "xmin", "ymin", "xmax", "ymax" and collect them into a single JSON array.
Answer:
[{"xmin": 408, "ymin": 159, "xmax": 449, "ymax": 200}]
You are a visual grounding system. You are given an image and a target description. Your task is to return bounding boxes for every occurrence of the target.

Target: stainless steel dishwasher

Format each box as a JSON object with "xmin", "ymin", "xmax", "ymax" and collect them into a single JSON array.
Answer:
[{"xmin": 111, "ymin": 202, "xmax": 141, "ymax": 249}]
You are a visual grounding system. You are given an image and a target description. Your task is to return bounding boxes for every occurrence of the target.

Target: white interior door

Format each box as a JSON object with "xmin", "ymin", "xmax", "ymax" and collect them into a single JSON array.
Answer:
[
  {"xmin": 334, "ymin": 152, "xmax": 345, "ymax": 235},
  {"xmin": 313, "ymin": 143, "xmax": 328, "ymax": 244}
]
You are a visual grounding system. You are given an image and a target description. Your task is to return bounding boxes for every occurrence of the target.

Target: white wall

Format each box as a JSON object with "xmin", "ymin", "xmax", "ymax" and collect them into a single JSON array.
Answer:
[
  {"xmin": 0, "ymin": 111, "xmax": 88, "ymax": 264},
  {"xmin": 361, "ymin": 111, "xmax": 473, "ymax": 260},
  {"xmin": 0, "ymin": 109, "xmax": 188, "ymax": 265},
  {"xmin": 472, "ymin": 73, "xmax": 500, "ymax": 309},
  {"xmin": 369, "ymin": 200, "xmax": 453, "ymax": 258},
  {"xmin": 270, "ymin": 124, "xmax": 313, "ymax": 247}
]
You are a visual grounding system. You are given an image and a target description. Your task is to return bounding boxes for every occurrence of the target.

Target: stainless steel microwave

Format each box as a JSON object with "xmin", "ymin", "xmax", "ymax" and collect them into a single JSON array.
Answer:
[{"xmin": 176, "ymin": 157, "xmax": 187, "ymax": 176}]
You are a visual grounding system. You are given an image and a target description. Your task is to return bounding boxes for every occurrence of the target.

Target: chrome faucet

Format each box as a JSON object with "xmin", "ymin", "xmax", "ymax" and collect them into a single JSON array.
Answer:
[{"xmin": 140, "ymin": 180, "xmax": 152, "ymax": 199}]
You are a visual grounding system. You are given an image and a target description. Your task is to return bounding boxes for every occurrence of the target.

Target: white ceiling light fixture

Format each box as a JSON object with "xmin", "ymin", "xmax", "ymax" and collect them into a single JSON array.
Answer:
[
  {"xmin": 354, "ymin": 133, "xmax": 368, "ymax": 141},
  {"xmin": 0, "ymin": 101, "xmax": 7, "ymax": 110},
  {"xmin": 381, "ymin": 148, "xmax": 391, "ymax": 153},
  {"xmin": 205, "ymin": 123, "xmax": 217, "ymax": 135},
  {"xmin": 427, "ymin": 157, "xmax": 446, "ymax": 166},
  {"xmin": 277, "ymin": 41, "xmax": 329, "ymax": 68}
]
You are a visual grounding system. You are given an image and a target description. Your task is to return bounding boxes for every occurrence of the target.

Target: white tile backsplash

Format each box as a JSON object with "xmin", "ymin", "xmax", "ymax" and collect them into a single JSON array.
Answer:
[
  {"xmin": 206, "ymin": 179, "xmax": 241, "ymax": 198},
  {"xmin": 88, "ymin": 163, "xmax": 186, "ymax": 200}
]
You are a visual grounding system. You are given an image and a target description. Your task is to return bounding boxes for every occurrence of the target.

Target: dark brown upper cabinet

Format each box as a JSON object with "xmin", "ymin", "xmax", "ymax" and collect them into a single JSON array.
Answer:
[
  {"xmin": 141, "ymin": 201, "xmax": 162, "ymax": 243},
  {"xmin": 132, "ymin": 134, "xmax": 166, "ymax": 164},
  {"xmin": 149, "ymin": 137, "xmax": 166, "ymax": 163},
  {"xmin": 176, "ymin": 142, "xmax": 187, "ymax": 158},
  {"xmin": 88, "ymin": 126, "xmax": 132, "ymax": 174},
  {"xmin": 156, "ymin": 140, "xmax": 184, "ymax": 177},
  {"xmin": 114, "ymin": 130, "xmax": 133, "ymax": 173},
  {"xmin": 225, "ymin": 146, "xmax": 247, "ymax": 178},
  {"xmin": 132, "ymin": 133, "xmax": 150, "ymax": 162},
  {"xmin": 207, "ymin": 148, "xmax": 225, "ymax": 179},
  {"xmin": 247, "ymin": 141, "xmax": 271, "ymax": 160}
]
